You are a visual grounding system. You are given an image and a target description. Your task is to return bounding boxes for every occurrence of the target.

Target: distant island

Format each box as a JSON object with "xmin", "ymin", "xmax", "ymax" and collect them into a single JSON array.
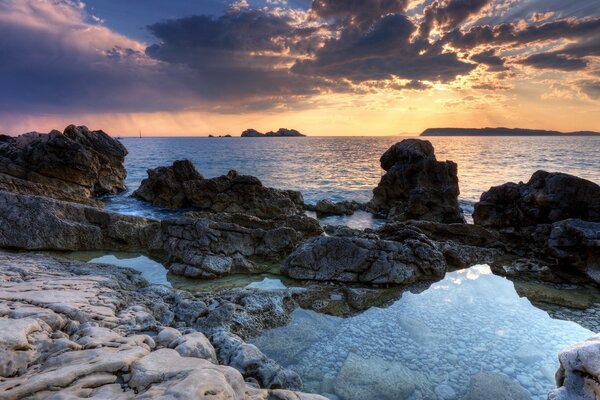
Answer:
[
  {"xmin": 208, "ymin": 134, "xmax": 232, "ymax": 138},
  {"xmin": 241, "ymin": 128, "xmax": 306, "ymax": 137},
  {"xmin": 421, "ymin": 127, "xmax": 600, "ymax": 137}
]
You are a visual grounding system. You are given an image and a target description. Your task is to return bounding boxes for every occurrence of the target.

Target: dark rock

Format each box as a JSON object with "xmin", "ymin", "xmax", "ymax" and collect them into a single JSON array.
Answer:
[
  {"xmin": 184, "ymin": 170, "xmax": 304, "ymax": 219},
  {"xmin": 473, "ymin": 170, "xmax": 600, "ymax": 228},
  {"xmin": 133, "ymin": 160, "xmax": 203, "ymax": 208},
  {"xmin": 134, "ymin": 164, "xmax": 305, "ymax": 219},
  {"xmin": 0, "ymin": 191, "xmax": 157, "ymax": 252},
  {"xmin": 547, "ymin": 219, "xmax": 600, "ymax": 284},
  {"xmin": 281, "ymin": 232, "xmax": 446, "ymax": 285},
  {"xmin": 241, "ymin": 129, "xmax": 264, "ymax": 137},
  {"xmin": 0, "ymin": 125, "xmax": 127, "ymax": 205},
  {"xmin": 370, "ymin": 139, "xmax": 464, "ymax": 223},
  {"xmin": 241, "ymin": 128, "xmax": 305, "ymax": 137},
  {"xmin": 307, "ymin": 199, "xmax": 361, "ymax": 216}
]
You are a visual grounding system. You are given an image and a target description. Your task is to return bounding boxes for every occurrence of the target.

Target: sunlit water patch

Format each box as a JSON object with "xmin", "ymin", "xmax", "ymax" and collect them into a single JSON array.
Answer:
[
  {"xmin": 67, "ymin": 252, "xmax": 172, "ymax": 287},
  {"xmin": 250, "ymin": 265, "xmax": 593, "ymax": 400}
]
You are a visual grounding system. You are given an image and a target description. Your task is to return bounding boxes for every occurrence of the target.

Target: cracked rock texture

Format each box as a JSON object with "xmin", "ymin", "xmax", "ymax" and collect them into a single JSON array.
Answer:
[
  {"xmin": 0, "ymin": 125, "xmax": 127, "ymax": 206},
  {"xmin": 0, "ymin": 251, "xmax": 325, "ymax": 400}
]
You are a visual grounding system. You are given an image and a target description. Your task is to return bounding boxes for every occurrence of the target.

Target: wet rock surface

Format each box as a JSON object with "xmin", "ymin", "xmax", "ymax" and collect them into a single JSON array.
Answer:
[
  {"xmin": 282, "ymin": 232, "xmax": 446, "ymax": 285},
  {"xmin": 0, "ymin": 251, "xmax": 324, "ymax": 399},
  {"xmin": 0, "ymin": 125, "xmax": 127, "ymax": 205},
  {"xmin": 370, "ymin": 139, "xmax": 464, "ymax": 223},
  {"xmin": 135, "ymin": 162, "xmax": 305, "ymax": 218},
  {"xmin": 473, "ymin": 170, "xmax": 600, "ymax": 228}
]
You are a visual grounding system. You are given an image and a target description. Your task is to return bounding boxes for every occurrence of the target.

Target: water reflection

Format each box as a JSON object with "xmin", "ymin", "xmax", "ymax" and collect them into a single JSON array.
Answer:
[{"xmin": 251, "ymin": 265, "xmax": 593, "ymax": 400}]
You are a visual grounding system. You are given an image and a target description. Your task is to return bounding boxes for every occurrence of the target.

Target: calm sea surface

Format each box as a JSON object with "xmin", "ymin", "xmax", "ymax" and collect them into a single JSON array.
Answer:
[{"xmin": 106, "ymin": 136, "xmax": 600, "ymax": 219}]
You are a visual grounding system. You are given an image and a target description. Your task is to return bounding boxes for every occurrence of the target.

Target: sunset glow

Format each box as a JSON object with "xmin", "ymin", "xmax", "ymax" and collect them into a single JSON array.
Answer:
[{"xmin": 1, "ymin": 0, "xmax": 599, "ymax": 136}]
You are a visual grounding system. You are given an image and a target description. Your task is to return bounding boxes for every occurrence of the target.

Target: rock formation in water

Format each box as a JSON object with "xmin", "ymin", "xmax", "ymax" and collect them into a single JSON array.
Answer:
[
  {"xmin": 306, "ymin": 199, "xmax": 362, "ymax": 216},
  {"xmin": 549, "ymin": 333, "xmax": 600, "ymax": 400},
  {"xmin": 0, "ymin": 125, "xmax": 127, "ymax": 206},
  {"xmin": 282, "ymin": 227, "xmax": 446, "ymax": 285},
  {"xmin": 134, "ymin": 161, "xmax": 305, "ymax": 219},
  {"xmin": 369, "ymin": 139, "xmax": 465, "ymax": 223},
  {"xmin": 133, "ymin": 160, "xmax": 203, "ymax": 209},
  {"xmin": 241, "ymin": 128, "xmax": 306, "ymax": 137},
  {"xmin": 0, "ymin": 251, "xmax": 325, "ymax": 399},
  {"xmin": 473, "ymin": 170, "xmax": 600, "ymax": 228}
]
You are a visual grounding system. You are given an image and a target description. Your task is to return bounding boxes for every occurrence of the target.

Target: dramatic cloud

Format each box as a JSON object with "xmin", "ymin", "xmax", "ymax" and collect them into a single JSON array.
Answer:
[{"xmin": 1, "ymin": 0, "xmax": 599, "ymax": 121}]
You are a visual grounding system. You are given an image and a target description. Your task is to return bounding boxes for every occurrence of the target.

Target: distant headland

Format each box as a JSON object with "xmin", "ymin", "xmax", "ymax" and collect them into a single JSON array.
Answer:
[
  {"xmin": 241, "ymin": 128, "xmax": 306, "ymax": 137},
  {"xmin": 421, "ymin": 127, "xmax": 600, "ymax": 137}
]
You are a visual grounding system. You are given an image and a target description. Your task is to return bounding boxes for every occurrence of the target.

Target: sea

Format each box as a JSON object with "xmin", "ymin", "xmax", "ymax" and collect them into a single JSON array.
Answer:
[{"xmin": 105, "ymin": 135, "xmax": 600, "ymax": 223}]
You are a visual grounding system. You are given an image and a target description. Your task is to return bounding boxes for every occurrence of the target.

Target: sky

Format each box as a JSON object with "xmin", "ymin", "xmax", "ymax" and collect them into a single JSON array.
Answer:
[{"xmin": 1, "ymin": 0, "xmax": 599, "ymax": 136}]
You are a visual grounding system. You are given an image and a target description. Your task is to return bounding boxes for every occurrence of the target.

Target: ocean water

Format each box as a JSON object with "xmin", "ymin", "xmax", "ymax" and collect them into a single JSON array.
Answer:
[{"xmin": 105, "ymin": 136, "xmax": 600, "ymax": 220}]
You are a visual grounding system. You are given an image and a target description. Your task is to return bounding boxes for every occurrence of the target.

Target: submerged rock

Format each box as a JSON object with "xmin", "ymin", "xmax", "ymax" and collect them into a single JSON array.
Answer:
[
  {"xmin": 282, "ymin": 232, "xmax": 446, "ymax": 285},
  {"xmin": 463, "ymin": 372, "xmax": 530, "ymax": 400},
  {"xmin": 549, "ymin": 333, "xmax": 600, "ymax": 400},
  {"xmin": 333, "ymin": 352, "xmax": 433, "ymax": 400},
  {"xmin": 370, "ymin": 139, "xmax": 464, "ymax": 223},
  {"xmin": 0, "ymin": 125, "xmax": 127, "ymax": 205},
  {"xmin": 306, "ymin": 199, "xmax": 361, "ymax": 216},
  {"xmin": 134, "ymin": 162, "xmax": 305, "ymax": 218},
  {"xmin": 473, "ymin": 170, "xmax": 600, "ymax": 228}
]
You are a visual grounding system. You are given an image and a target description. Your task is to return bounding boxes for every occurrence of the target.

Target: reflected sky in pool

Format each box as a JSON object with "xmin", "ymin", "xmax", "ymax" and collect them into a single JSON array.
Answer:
[{"xmin": 250, "ymin": 265, "xmax": 593, "ymax": 400}]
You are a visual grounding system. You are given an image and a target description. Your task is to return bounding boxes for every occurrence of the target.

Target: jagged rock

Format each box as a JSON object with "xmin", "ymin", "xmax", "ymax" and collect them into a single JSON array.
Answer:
[
  {"xmin": 212, "ymin": 330, "xmax": 302, "ymax": 390},
  {"xmin": 156, "ymin": 216, "xmax": 315, "ymax": 279},
  {"xmin": 0, "ymin": 251, "xmax": 321, "ymax": 400},
  {"xmin": 0, "ymin": 125, "xmax": 127, "ymax": 205},
  {"xmin": 473, "ymin": 170, "xmax": 600, "ymax": 229},
  {"xmin": 307, "ymin": 199, "xmax": 361, "ymax": 216},
  {"xmin": 463, "ymin": 372, "xmax": 530, "ymax": 400},
  {"xmin": 0, "ymin": 191, "xmax": 158, "ymax": 251},
  {"xmin": 133, "ymin": 160, "xmax": 203, "ymax": 208},
  {"xmin": 547, "ymin": 219, "xmax": 600, "ymax": 284},
  {"xmin": 281, "ymin": 232, "xmax": 446, "ymax": 285},
  {"xmin": 549, "ymin": 333, "xmax": 600, "ymax": 400},
  {"xmin": 369, "ymin": 139, "xmax": 464, "ymax": 223},
  {"xmin": 241, "ymin": 129, "xmax": 264, "ymax": 137},
  {"xmin": 134, "ymin": 163, "xmax": 304, "ymax": 218},
  {"xmin": 241, "ymin": 128, "xmax": 305, "ymax": 137}
]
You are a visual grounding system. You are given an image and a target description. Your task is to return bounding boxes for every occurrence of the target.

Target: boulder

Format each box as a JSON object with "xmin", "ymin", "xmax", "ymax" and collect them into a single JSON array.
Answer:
[
  {"xmin": 170, "ymin": 332, "xmax": 218, "ymax": 363},
  {"xmin": 463, "ymin": 372, "xmax": 530, "ymax": 400},
  {"xmin": 0, "ymin": 125, "xmax": 127, "ymax": 205},
  {"xmin": 549, "ymin": 333, "xmax": 600, "ymax": 400},
  {"xmin": 281, "ymin": 232, "xmax": 446, "ymax": 285},
  {"xmin": 307, "ymin": 199, "xmax": 361, "ymax": 216},
  {"xmin": 473, "ymin": 170, "xmax": 600, "ymax": 229},
  {"xmin": 134, "ymin": 164, "xmax": 305, "ymax": 219},
  {"xmin": 0, "ymin": 191, "xmax": 158, "ymax": 252},
  {"xmin": 547, "ymin": 219, "xmax": 600, "ymax": 284},
  {"xmin": 212, "ymin": 330, "xmax": 302, "ymax": 390},
  {"xmin": 370, "ymin": 139, "xmax": 464, "ymax": 223},
  {"xmin": 133, "ymin": 160, "xmax": 203, "ymax": 208}
]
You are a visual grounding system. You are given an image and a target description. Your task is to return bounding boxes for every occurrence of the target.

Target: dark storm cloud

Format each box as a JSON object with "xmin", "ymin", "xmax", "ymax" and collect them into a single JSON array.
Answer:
[
  {"xmin": 520, "ymin": 53, "xmax": 588, "ymax": 71},
  {"xmin": 310, "ymin": 0, "xmax": 409, "ymax": 23},
  {"xmin": 292, "ymin": 14, "xmax": 475, "ymax": 82},
  {"xmin": 444, "ymin": 17, "xmax": 600, "ymax": 49},
  {"xmin": 469, "ymin": 49, "xmax": 506, "ymax": 71},
  {"xmin": 419, "ymin": 0, "xmax": 493, "ymax": 38}
]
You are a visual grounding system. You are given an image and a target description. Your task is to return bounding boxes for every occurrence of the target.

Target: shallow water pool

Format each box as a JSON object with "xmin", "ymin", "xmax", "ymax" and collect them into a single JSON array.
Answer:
[{"xmin": 250, "ymin": 265, "xmax": 593, "ymax": 400}]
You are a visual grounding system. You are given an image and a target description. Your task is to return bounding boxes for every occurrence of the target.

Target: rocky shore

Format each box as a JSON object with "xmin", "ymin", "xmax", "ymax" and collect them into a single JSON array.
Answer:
[{"xmin": 0, "ymin": 125, "xmax": 599, "ymax": 399}]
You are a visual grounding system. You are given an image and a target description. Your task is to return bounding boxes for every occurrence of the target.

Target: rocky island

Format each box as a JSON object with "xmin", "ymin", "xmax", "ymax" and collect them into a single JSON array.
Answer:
[
  {"xmin": 0, "ymin": 125, "xmax": 599, "ymax": 400},
  {"xmin": 241, "ymin": 128, "xmax": 306, "ymax": 137},
  {"xmin": 421, "ymin": 127, "xmax": 600, "ymax": 136}
]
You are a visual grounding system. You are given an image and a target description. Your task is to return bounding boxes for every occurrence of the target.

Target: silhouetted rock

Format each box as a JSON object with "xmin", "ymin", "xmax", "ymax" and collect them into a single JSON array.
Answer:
[
  {"xmin": 370, "ymin": 139, "xmax": 464, "ymax": 223},
  {"xmin": 306, "ymin": 199, "xmax": 361, "ymax": 216},
  {"xmin": 473, "ymin": 171, "xmax": 600, "ymax": 228},
  {"xmin": 0, "ymin": 125, "xmax": 127, "ymax": 205},
  {"xmin": 133, "ymin": 160, "xmax": 203, "ymax": 208},
  {"xmin": 241, "ymin": 128, "xmax": 305, "ymax": 137}
]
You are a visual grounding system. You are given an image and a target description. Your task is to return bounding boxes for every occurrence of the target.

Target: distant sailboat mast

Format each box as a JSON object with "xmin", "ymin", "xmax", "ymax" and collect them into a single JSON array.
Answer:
[{"xmin": 139, "ymin": 129, "xmax": 142, "ymax": 139}]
